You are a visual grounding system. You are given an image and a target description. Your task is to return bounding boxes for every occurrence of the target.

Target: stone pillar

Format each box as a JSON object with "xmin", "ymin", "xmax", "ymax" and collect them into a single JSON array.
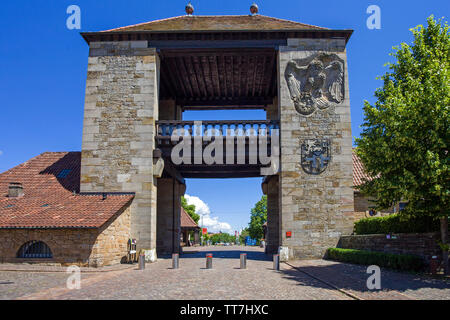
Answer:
[
  {"xmin": 266, "ymin": 97, "xmax": 279, "ymax": 121},
  {"xmin": 194, "ymin": 230, "xmax": 200, "ymax": 245},
  {"xmin": 80, "ymin": 40, "xmax": 160, "ymax": 261},
  {"xmin": 156, "ymin": 178, "xmax": 185, "ymax": 255},
  {"xmin": 265, "ymin": 176, "xmax": 280, "ymax": 254},
  {"xmin": 278, "ymin": 39, "xmax": 354, "ymax": 260},
  {"xmin": 265, "ymin": 94, "xmax": 280, "ymax": 254},
  {"xmin": 159, "ymin": 99, "xmax": 181, "ymax": 121}
]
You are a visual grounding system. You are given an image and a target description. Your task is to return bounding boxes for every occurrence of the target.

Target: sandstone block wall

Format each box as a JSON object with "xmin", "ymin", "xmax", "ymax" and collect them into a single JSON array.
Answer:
[
  {"xmin": 337, "ymin": 233, "xmax": 442, "ymax": 263},
  {"xmin": 80, "ymin": 40, "xmax": 159, "ymax": 253},
  {"xmin": 0, "ymin": 206, "xmax": 131, "ymax": 267},
  {"xmin": 90, "ymin": 206, "xmax": 131, "ymax": 266},
  {"xmin": 278, "ymin": 39, "xmax": 354, "ymax": 259}
]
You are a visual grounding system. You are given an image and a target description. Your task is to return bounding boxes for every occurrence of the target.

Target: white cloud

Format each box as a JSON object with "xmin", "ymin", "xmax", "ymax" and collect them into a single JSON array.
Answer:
[{"xmin": 184, "ymin": 194, "xmax": 233, "ymax": 234}]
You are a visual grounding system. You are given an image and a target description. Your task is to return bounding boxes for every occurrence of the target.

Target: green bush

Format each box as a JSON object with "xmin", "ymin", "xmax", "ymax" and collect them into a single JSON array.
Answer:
[
  {"xmin": 326, "ymin": 248, "xmax": 424, "ymax": 272},
  {"xmin": 354, "ymin": 214, "xmax": 441, "ymax": 235}
]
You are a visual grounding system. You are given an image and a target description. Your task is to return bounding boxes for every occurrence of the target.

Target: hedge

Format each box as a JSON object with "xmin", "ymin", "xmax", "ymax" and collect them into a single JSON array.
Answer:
[
  {"xmin": 354, "ymin": 214, "xmax": 442, "ymax": 235},
  {"xmin": 326, "ymin": 248, "xmax": 424, "ymax": 272}
]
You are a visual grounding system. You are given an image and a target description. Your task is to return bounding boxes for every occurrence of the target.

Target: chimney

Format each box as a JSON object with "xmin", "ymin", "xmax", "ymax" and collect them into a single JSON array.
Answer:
[{"xmin": 8, "ymin": 182, "xmax": 23, "ymax": 197}]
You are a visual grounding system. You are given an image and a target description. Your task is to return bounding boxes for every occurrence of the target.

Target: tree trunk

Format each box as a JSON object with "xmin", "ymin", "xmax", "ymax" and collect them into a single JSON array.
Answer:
[{"xmin": 440, "ymin": 216, "xmax": 449, "ymax": 275}]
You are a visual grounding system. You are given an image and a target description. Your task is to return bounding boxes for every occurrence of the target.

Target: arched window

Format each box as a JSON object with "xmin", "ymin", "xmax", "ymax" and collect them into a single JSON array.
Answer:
[{"xmin": 17, "ymin": 240, "xmax": 53, "ymax": 259}]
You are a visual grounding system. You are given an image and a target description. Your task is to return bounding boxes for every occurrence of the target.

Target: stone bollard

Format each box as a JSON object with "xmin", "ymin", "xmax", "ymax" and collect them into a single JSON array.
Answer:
[
  {"xmin": 240, "ymin": 253, "xmax": 247, "ymax": 269},
  {"xmin": 206, "ymin": 253, "xmax": 213, "ymax": 269},
  {"xmin": 273, "ymin": 254, "xmax": 280, "ymax": 271},
  {"xmin": 138, "ymin": 253, "xmax": 145, "ymax": 270},
  {"xmin": 172, "ymin": 253, "xmax": 179, "ymax": 269}
]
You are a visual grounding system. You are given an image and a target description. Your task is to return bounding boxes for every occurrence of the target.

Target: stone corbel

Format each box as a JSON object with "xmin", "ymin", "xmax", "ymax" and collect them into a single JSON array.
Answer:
[
  {"xmin": 153, "ymin": 149, "xmax": 164, "ymax": 178},
  {"xmin": 261, "ymin": 182, "xmax": 268, "ymax": 195},
  {"xmin": 261, "ymin": 174, "xmax": 277, "ymax": 195}
]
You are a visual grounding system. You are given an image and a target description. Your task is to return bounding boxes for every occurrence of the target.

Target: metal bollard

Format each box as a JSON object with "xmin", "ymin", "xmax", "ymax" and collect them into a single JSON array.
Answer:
[
  {"xmin": 273, "ymin": 254, "xmax": 280, "ymax": 271},
  {"xmin": 138, "ymin": 253, "xmax": 145, "ymax": 270},
  {"xmin": 172, "ymin": 253, "xmax": 179, "ymax": 269},
  {"xmin": 240, "ymin": 253, "xmax": 247, "ymax": 269},
  {"xmin": 206, "ymin": 253, "xmax": 213, "ymax": 269}
]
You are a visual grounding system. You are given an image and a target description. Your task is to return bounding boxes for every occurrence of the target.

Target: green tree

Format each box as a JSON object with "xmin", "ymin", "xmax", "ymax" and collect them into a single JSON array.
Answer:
[
  {"xmin": 209, "ymin": 232, "xmax": 235, "ymax": 244},
  {"xmin": 355, "ymin": 16, "xmax": 449, "ymax": 274},
  {"xmin": 181, "ymin": 196, "xmax": 200, "ymax": 224},
  {"xmin": 239, "ymin": 228, "xmax": 250, "ymax": 244},
  {"xmin": 248, "ymin": 195, "xmax": 267, "ymax": 241}
]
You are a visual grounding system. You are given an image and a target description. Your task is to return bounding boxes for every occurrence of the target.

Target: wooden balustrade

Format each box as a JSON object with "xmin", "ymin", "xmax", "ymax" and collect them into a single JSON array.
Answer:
[{"xmin": 156, "ymin": 120, "xmax": 279, "ymax": 143}]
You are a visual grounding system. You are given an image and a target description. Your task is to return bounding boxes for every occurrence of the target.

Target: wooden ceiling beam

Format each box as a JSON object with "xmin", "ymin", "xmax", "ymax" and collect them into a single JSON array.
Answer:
[
  {"xmin": 178, "ymin": 97, "xmax": 272, "ymax": 107},
  {"xmin": 201, "ymin": 55, "xmax": 214, "ymax": 98},
  {"xmin": 184, "ymin": 56, "xmax": 201, "ymax": 97},
  {"xmin": 264, "ymin": 53, "xmax": 276, "ymax": 97},
  {"xmin": 210, "ymin": 55, "xmax": 221, "ymax": 97},
  {"xmin": 176, "ymin": 57, "xmax": 194, "ymax": 98},
  {"xmin": 159, "ymin": 48, "xmax": 277, "ymax": 104},
  {"xmin": 192, "ymin": 55, "xmax": 208, "ymax": 97}
]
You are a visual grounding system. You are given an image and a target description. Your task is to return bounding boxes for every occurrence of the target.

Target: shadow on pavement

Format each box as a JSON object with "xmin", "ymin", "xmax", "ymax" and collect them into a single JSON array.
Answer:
[
  {"xmin": 280, "ymin": 261, "xmax": 450, "ymax": 296},
  {"xmin": 179, "ymin": 248, "xmax": 272, "ymax": 261}
]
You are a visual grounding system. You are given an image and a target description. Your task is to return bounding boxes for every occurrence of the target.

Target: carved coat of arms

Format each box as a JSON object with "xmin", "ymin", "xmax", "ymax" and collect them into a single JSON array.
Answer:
[
  {"xmin": 301, "ymin": 139, "xmax": 331, "ymax": 175},
  {"xmin": 285, "ymin": 53, "xmax": 345, "ymax": 116}
]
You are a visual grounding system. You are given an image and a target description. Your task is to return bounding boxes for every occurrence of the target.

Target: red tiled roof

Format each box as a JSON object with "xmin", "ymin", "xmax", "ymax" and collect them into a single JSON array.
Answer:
[
  {"xmin": 101, "ymin": 15, "xmax": 328, "ymax": 33},
  {"xmin": 180, "ymin": 207, "xmax": 199, "ymax": 229},
  {"xmin": 0, "ymin": 152, "xmax": 134, "ymax": 229},
  {"xmin": 352, "ymin": 151, "xmax": 373, "ymax": 187}
]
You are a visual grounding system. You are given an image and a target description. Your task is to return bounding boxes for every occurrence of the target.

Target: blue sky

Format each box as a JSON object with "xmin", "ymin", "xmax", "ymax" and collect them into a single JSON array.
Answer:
[{"xmin": 0, "ymin": 1, "xmax": 448, "ymax": 234}]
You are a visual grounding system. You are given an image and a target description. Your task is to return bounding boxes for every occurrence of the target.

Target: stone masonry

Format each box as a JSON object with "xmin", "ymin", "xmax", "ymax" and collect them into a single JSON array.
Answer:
[
  {"xmin": 265, "ymin": 175, "xmax": 280, "ymax": 254},
  {"xmin": 337, "ymin": 233, "xmax": 442, "ymax": 264},
  {"xmin": 80, "ymin": 40, "xmax": 159, "ymax": 261},
  {"xmin": 0, "ymin": 206, "xmax": 131, "ymax": 267},
  {"xmin": 156, "ymin": 178, "xmax": 185, "ymax": 255},
  {"xmin": 278, "ymin": 38, "xmax": 354, "ymax": 260}
]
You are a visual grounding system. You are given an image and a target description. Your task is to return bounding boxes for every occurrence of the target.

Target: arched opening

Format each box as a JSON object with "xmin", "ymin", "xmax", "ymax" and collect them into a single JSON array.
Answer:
[{"xmin": 17, "ymin": 240, "xmax": 53, "ymax": 259}]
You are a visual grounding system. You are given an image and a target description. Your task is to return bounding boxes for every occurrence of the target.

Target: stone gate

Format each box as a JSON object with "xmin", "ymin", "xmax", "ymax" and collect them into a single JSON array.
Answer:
[{"xmin": 79, "ymin": 10, "xmax": 354, "ymax": 261}]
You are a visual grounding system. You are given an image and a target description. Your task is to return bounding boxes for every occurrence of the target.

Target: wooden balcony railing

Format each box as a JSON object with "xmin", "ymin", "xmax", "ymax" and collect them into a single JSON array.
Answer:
[{"xmin": 156, "ymin": 120, "xmax": 279, "ymax": 144}]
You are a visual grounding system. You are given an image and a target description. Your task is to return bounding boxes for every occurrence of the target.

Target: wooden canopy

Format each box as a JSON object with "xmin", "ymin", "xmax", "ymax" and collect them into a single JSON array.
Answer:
[
  {"xmin": 81, "ymin": 14, "xmax": 352, "ymax": 109},
  {"xmin": 159, "ymin": 48, "xmax": 277, "ymax": 108}
]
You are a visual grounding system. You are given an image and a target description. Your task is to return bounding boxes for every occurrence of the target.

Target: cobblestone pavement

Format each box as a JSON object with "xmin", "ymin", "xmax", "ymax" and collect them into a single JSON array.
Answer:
[
  {"xmin": 286, "ymin": 259, "xmax": 450, "ymax": 300},
  {"xmin": 1, "ymin": 246, "xmax": 448, "ymax": 300}
]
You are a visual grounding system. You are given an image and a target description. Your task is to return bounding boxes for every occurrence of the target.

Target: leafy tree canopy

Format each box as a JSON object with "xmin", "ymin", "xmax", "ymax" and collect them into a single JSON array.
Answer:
[
  {"xmin": 181, "ymin": 196, "xmax": 200, "ymax": 224},
  {"xmin": 355, "ymin": 16, "xmax": 449, "ymax": 218},
  {"xmin": 209, "ymin": 232, "xmax": 235, "ymax": 244},
  {"xmin": 239, "ymin": 228, "xmax": 250, "ymax": 244},
  {"xmin": 248, "ymin": 195, "xmax": 267, "ymax": 240}
]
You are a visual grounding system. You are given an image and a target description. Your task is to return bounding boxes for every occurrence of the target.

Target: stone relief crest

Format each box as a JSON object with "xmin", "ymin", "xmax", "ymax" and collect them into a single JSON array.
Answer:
[
  {"xmin": 285, "ymin": 53, "xmax": 345, "ymax": 116},
  {"xmin": 301, "ymin": 139, "xmax": 331, "ymax": 175}
]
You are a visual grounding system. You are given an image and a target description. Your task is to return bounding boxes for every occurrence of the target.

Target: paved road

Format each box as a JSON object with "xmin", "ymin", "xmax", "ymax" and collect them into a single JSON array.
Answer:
[{"xmin": 0, "ymin": 245, "xmax": 448, "ymax": 300}]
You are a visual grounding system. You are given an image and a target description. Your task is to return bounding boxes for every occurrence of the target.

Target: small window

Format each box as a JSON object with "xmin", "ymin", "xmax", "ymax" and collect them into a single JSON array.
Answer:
[
  {"xmin": 57, "ymin": 169, "xmax": 72, "ymax": 178},
  {"xmin": 399, "ymin": 202, "xmax": 407, "ymax": 211},
  {"xmin": 17, "ymin": 240, "xmax": 53, "ymax": 259}
]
